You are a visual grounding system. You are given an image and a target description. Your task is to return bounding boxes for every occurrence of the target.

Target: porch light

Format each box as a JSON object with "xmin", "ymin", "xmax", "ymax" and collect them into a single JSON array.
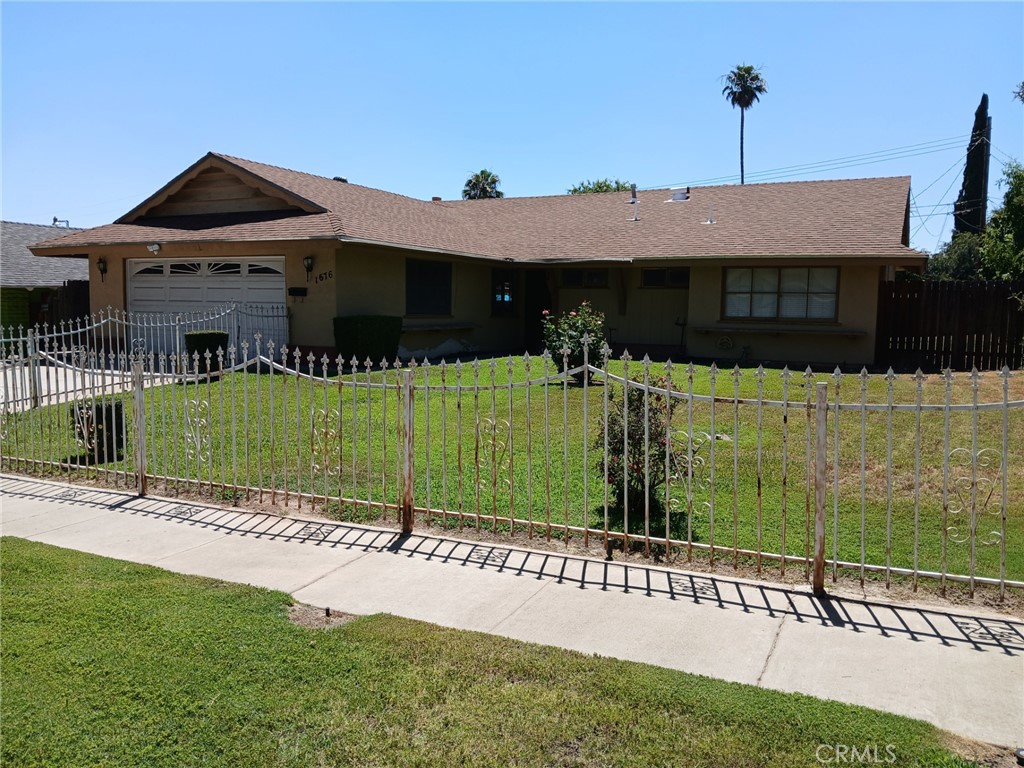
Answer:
[
  {"xmin": 303, "ymin": 255, "xmax": 314, "ymax": 281},
  {"xmin": 96, "ymin": 257, "xmax": 107, "ymax": 282}
]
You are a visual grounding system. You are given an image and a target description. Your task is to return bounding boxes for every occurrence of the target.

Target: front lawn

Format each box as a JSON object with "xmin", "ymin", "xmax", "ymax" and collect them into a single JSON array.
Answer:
[
  {"xmin": 3, "ymin": 359, "xmax": 1022, "ymax": 585},
  {"xmin": 0, "ymin": 538, "xmax": 978, "ymax": 767}
]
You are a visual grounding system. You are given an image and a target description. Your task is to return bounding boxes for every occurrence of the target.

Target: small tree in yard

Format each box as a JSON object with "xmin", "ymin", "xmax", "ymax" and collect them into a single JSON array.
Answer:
[
  {"xmin": 541, "ymin": 301, "xmax": 607, "ymax": 378},
  {"xmin": 599, "ymin": 373, "xmax": 689, "ymax": 542}
]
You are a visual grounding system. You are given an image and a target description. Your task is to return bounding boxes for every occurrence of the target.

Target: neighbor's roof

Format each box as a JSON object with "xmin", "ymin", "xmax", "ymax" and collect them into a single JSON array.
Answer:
[
  {"xmin": 2, "ymin": 221, "xmax": 88, "ymax": 287},
  {"xmin": 31, "ymin": 152, "xmax": 926, "ymax": 263}
]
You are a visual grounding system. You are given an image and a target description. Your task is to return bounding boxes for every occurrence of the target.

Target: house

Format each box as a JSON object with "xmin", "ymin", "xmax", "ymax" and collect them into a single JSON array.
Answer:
[
  {"xmin": 29, "ymin": 152, "xmax": 927, "ymax": 366},
  {"xmin": 2, "ymin": 221, "xmax": 88, "ymax": 329}
]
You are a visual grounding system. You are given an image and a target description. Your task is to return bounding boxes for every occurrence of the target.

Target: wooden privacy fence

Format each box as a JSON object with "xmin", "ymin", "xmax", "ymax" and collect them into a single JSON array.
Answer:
[{"xmin": 876, "ymin": 280, "xmax": 1024, "ymax": 372}]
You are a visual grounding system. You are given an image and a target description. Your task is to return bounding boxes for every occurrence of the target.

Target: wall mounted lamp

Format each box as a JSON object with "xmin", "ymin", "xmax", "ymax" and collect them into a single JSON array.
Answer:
[
  {"xmin": 303, "ymin": 255, "xmax": 314, "ymax": 282},
  {"xmin": 96, "ymin": 257, "xmax": 108, "ymax": 282},
  {"xmin": 147, "ymin": 243, "xmax": 161, "ymax": 254}
]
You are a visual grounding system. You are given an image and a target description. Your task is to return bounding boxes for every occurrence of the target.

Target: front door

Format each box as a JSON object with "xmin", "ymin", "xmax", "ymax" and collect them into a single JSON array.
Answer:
[{"xmin": 523, "ymin": 269, "xmax": 552, "ymax": 354}]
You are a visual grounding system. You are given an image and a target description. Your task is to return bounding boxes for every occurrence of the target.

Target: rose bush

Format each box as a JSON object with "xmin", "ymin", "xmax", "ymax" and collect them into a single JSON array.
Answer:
[{"xmin": 541, "ymin": 301, "xmax": 607, "ymax": 379}]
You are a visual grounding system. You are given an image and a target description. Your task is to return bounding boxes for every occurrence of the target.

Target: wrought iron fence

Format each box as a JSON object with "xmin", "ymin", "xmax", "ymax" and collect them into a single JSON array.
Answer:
[{"xmin": 1, "ymin": 326, "xmax": 1020, "ymax": 599}]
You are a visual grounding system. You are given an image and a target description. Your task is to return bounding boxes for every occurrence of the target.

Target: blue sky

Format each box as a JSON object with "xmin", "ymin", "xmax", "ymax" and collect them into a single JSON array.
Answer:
[{"xmin": 2, "ymin": 2, "xmax": 1022, "ymax": 254}]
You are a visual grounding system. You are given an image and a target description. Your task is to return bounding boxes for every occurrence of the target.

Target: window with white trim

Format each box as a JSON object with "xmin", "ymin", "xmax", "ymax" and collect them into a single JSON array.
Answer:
[{"xmin": 723, "ymin": 267, "xmax": 838, "ymax": 320}]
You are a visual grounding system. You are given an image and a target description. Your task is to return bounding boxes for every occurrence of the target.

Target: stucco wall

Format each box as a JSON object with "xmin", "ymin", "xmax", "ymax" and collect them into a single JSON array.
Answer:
[
  {"xmin": 685, "ymin": 262, "xmax": 881, "ymax": 367},
  {"xmin": 556, "ymin": 267, "xmax": 688, "ymax": 349},
  {"xmin": 335, "ymin": 243, "xmax": 522, "ymax": 359},
  {"xmin": 79, "ymin": 240, "xmax": 882, "ymax": 365}
]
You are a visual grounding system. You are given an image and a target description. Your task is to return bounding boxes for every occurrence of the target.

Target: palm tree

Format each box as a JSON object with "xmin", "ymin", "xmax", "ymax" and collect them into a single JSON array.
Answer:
[
  {"xmin": 462, "ymin": 169, "xmax": 504, "ymax": 200},
  {"xmin": 721, "ymin": 65, "xmax": 768, "ymax": 185}
]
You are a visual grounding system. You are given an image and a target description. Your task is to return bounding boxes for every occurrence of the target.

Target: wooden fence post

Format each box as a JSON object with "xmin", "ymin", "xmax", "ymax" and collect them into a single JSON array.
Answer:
[
  {"xmin": 813, "ymin": 382, "xmax": 828, "ymax": 596},
  {"xmin": 401, "ymin": 369, "xmax": 414, "ymax": 534}
]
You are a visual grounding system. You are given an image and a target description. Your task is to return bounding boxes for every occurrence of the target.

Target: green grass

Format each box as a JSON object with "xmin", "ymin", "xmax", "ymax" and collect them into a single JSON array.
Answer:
[
  {"xmin": 0, "ymin": 538, "xmax": 979, "ymax": 767},
  {"xmin": 4, "ymin": 359, "xmax": 1022, "ymax": 583}
]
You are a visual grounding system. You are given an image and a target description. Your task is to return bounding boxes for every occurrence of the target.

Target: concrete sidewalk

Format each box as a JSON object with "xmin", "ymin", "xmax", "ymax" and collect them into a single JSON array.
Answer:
[{"xmin": 1, "ymin": 473, "xmax": 1021, "ymax": 748}]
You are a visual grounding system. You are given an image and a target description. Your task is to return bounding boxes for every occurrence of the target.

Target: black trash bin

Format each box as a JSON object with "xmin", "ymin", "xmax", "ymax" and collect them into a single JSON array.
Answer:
[{"xmin": 70, "ymin": 399, "xmax": 125, "ymax": 463}]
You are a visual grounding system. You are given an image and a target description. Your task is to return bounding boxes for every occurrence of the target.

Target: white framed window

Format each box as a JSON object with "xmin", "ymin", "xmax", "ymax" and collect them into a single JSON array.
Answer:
[{"xmin": 723, "ymin": 267, "xmax": 838, "ymax": 320}]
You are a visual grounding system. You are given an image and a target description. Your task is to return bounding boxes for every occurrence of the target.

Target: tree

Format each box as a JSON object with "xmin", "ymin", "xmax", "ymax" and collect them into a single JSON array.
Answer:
[
  {"xmin": 979, "ymin": 161, "xmax": 1024, "ymax": 280},
  {"xmin": 568, "ymin": 178, "xmax": 633, "ymax": 195},
  {"xmin": 721, "ymin": 64, "xmax": 768, "ymax": 185},
  {"xmin": 1014, "ymin": 81, "xmax": 1024, "ymax": 104},
  {"xmin": 953, "ymin": 94, "xmax": 990, "ymax": 236},
  {"xmin": 927, "ymin": 161, "xmax": 1024, "ymax": 281},
  {"xmin": 462, "ymin": 169, "xmax": 504, "ymax": 200}
]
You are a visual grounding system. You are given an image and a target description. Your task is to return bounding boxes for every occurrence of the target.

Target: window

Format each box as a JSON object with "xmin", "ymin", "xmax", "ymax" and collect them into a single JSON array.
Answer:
[
  {"xmin": 491, "ymin": 268, "xmax": 515, "ymax": 316},
  {"xmin": 248, "ymin": 262, "xmax": 284, "ymax": 275},
  {"xmin": 723, "ymin": 267, "xmax": 838, "ymax": 320},
  {"xmin": 562, "ymin": 268, "xmax": 608, "ymax": 288},
  {"xmin": 406, "ymin": 258, "xmax": 452, "ymax": 316},
  {"xmin": 641, "ymin": 268, "xmax": 690, "ymax": 288},
  {"xmin": 208, "ymin": 262, "xmax": 242, "ymax": 275},
  {"xmin": 169, "ymin": 262, "xmax": 201, "ymax": 275}
]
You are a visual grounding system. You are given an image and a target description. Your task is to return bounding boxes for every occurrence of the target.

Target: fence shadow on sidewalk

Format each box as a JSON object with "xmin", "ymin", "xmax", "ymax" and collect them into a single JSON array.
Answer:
[{"xmin": 2, "ymin": 474, "xmax": 1020, "ymax": 657}]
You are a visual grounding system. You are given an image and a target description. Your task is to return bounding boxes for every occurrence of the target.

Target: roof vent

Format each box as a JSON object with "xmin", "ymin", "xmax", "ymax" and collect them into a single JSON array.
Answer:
[
  {"xmin": 431, "ymin": 196, "xmax": 442, "ymax": 202},
  {"xmin": 627, "ymin": 183, "xmax": 639, "ymax": 221},
  {"xmin": 666, "ymin": 186, "xmax": 690, "ymax": 202},
  {"xmin": 333, "ymin": 176, "xmax": 348, "ymax": 183},
  {"xmin": 703, "ymin": 205, "xmax": 716, "ymax": 225}
]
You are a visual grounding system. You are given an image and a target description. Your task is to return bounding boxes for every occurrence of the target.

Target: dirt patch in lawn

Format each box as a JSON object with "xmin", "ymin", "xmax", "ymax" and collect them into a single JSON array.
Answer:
[{"xmin": 287, "ymin": 602, "xmax": 359, "ymax": 630}]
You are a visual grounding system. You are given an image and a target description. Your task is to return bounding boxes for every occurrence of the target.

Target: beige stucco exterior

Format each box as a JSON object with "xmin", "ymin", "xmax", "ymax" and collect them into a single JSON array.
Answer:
[
  {"xmin": 79, "ymin": 242, "xmax": 886, "ymax": 365},
  {"xmin": 336, "ymin": 243, "xmax": 523, "ymax": 357},
  {"xmin": 556, "ymin": 266, "xmax": 689, "ymax": 349},
  {"xmin": 684, "ymin": 261, "xmax": 882, "ymax": 366}
]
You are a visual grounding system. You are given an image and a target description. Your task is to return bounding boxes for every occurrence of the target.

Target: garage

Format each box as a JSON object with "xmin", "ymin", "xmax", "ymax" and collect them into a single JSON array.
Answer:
[{"xmin": 127, "ymin": 258, "xmax": 288, "ymax": 355}]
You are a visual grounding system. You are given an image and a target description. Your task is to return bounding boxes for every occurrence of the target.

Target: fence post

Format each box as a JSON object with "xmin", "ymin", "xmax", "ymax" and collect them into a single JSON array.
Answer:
[
  {"xmin": 132, "ymin": 359, "xmax": 147, "ymax": 497},
  {"xmin": 26, "ymin": 328, "xmax": 41, "ymax": 409},
  {"xmin": 401, "ymin": 368, "xmax": 414, "ymax": 534},
  {"xmin": 812, "ymin": 382, "xmax": 828, "ymax": 596}
]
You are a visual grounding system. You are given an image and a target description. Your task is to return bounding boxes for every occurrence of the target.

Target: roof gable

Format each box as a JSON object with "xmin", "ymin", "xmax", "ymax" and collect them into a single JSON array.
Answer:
[{"xmin": 117, "ymin": 153, "xmax": 326, "ymax": 223}]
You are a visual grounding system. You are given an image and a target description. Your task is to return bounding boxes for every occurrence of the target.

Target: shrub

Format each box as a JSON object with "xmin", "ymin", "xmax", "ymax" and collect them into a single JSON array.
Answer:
[
  {"xmin": 333, "ymin": 316, "xmax": 403, "ymax": 364},
  {"xmin": 597, "ymin": 375, "xmax": 685, "ymax": 537},
  {"xmin": 541, "ymin": 301, "xmax": 607, "ymax": 377},
  {"xmin": 69, "ymin": 398, "xmax": 125, "ymax": 463},
  {"xmin": 183, "ymin": 331, "xmax": 229, "ymax": 371}
]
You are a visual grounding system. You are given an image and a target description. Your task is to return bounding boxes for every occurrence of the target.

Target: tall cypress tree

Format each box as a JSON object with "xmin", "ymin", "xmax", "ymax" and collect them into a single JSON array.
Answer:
[{"xmin": 953, "ymin": 94, "xmax": 990, "ymax": 236}]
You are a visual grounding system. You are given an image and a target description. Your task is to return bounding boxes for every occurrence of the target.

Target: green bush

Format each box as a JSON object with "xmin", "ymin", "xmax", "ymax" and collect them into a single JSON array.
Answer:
[
  {"xmin": 333, "ymin": 315, "xmax": 403, "ymax": 364},
  {"xmin": 541, "ymin": 301, "xmax": 606, "ymax": 377},
  {"xmin": 183, "ymin": 330, "xmax": 229, "ymax": 371},
  {"xmin": 69, "ymin": 398, "xmax": 125, "ymax": 462},
  {"xmin": 598, "ymin": 374, "xmax": 686, "ymax": 538}
]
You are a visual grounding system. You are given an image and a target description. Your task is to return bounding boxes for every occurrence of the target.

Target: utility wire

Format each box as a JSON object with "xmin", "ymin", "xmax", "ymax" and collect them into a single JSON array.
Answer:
[{"xmin": 646, "ymin": 135, "xmax": 970, "ymax": 189}]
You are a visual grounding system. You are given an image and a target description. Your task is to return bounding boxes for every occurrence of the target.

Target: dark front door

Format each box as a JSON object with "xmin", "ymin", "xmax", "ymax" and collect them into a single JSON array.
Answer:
[{"xmin": 523, "ymin": 269, "xmax": 552, "ymax": 354}]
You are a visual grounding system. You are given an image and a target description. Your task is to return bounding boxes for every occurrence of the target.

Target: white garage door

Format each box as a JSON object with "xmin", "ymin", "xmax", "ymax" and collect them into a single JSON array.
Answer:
[{"xmin": 127, "ymin": 258, "xmax": 288, "ymax": 355}]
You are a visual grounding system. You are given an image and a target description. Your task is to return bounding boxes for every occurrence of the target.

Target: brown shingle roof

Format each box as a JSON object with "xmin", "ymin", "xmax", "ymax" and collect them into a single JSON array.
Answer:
[{"xmin": 31, "ymin": 152, "xmax": 926, "ymax": 264}]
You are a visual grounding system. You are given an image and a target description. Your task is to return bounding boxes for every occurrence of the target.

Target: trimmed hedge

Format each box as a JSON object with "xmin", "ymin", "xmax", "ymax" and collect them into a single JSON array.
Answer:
[
  {"xmin": 184, "ymin": 330, "xmax": 229, "ymax": 371},
  {"xmin": 333, "ymin": 315, "xmax": 402, "ymax": 364}
]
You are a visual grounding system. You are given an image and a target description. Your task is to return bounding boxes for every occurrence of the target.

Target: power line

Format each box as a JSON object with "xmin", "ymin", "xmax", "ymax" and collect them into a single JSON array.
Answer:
[{"xmin": 646, "ymin": 135, "xmax": 970, "ymax": 189}]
